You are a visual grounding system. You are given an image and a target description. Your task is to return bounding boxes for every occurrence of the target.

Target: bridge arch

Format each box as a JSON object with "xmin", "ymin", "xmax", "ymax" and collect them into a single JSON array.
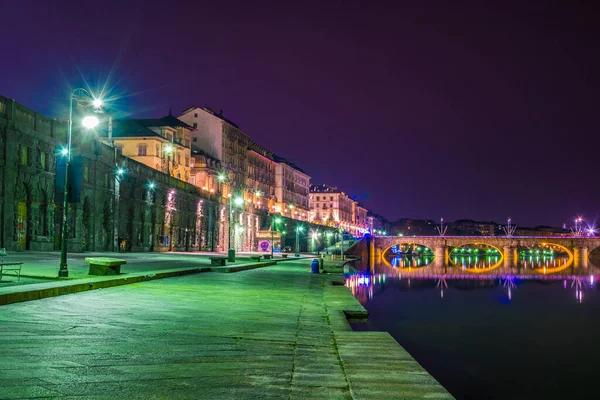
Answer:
[
  {"xmin": 448, "ymin": 242, "xmax": 504, "ymax": 273},
  {"xmin": 381, "ymin": 242, "xmax": 435, "ymax": 269},
  {"xmin": 530, "ymin": 242, "xmax": 574, "ymax": 274}
]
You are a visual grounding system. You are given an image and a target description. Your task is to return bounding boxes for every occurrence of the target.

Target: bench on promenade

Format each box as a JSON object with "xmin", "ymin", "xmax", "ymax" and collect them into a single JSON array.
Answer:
[
  {"xmin": 210, "ymin": 256, "xmax": 228, "ymax": 266},
  {"xmin": 281, "ymin": 254, "xmax": 288, "ymax": 259},
  {"xmin": 85, "ymin": 257, "xmax": 126, "ymax": 276},
  {"xmin": 250, "ymin": 255, "xmax": 262, "ymax": 262},
  {"xmin": 0, "ymin": 248, "xmax": 23, "ymax": 281},
  {"xmin": 263, "ymin": 254, "xmax": 272, "ymax": 260}
]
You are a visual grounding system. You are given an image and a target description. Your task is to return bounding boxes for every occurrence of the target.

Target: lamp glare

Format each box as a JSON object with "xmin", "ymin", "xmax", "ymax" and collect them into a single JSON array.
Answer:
[{"xmin": 82, "ymin": 115, "xmax": 99, "ymax": 129}]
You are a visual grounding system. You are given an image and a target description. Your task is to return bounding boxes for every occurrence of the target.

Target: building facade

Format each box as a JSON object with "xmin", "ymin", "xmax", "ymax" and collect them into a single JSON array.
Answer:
[
  {"xmin": 0, "ymin": 95, "xmax": 222, "ymax": 253},
  {"xmin": 274, "ymin": 157, "xmax": 310, "ymax": 220},
  {"xmin": 247, "ymin": 141, "xmax": 276, "ymax": 212},
  {"xmin": 107, "ymin": 116, "xmax": 194, "ymax": 183},
  {"xmin": 309, "ymin": 184, "xmax": 370, "ymax": 236}
]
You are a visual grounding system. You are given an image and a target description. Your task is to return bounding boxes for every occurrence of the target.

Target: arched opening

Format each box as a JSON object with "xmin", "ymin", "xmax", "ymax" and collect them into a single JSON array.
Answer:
[
  {"xmin": 40, "ymin": 190, "xmax": 49, "ymax": 237},
  {"xmin": 449, "ymin": 243, "xmax": 503, "ymax": 273},
  {"xmin": 528, "ymin": 243, "xmax": 573, "ymax": 274},
  {"xmin": 382, "ymin": 242, "xmax": 435, "ymax": 268},
  {"xmin": 13, "ymin": 184, "xmax": 32, "ymax": 251},
  {"xmin": 590, "ymin": 246, "xmax": 600, "ymax": 268}
]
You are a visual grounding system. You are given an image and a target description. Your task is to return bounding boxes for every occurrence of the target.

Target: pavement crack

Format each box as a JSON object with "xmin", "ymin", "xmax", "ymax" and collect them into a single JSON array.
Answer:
[
  {"xmin": 287, "ymin": 276, "xmax": 311, "ymax": 400},
  {"xmin": 322, "ymin": 279, "xmax": 356, "ymax": 400}
]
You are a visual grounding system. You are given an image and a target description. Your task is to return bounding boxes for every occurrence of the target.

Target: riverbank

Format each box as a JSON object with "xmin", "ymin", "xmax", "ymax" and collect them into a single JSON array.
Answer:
[{"xmin": 0, "ymin": 259, "xmax": 452, "ymax": 399}]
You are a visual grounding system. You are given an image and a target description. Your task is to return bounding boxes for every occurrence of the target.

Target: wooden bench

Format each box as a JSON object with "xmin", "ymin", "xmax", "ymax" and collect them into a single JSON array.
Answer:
[
  {"xmin": 85, "ymin": 257, "xmax": 126, "ymax": 275},
  {"xmin": 210, "ymin": 256, "xmax": 227, "ymax": 266},
  {"xmin": 263, "ymin": 254, "xmax": 272, "ymax": 260},
  {"xmin": 0, "ymin": 248, "xmax": 23, "ymax": 281},
  {"xmin": 250, "ymin": 255, "xmax": 262, "ymax": 262}
]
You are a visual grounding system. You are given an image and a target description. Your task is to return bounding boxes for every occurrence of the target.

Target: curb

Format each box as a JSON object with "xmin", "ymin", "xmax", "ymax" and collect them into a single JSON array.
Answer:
[
  {"xmin": 0, "ymin": 257, "xmax": 313, "ymax": 307},
  {"xmin": 0, "ymin": 267, "xmax": 208, "ymax": 307}
]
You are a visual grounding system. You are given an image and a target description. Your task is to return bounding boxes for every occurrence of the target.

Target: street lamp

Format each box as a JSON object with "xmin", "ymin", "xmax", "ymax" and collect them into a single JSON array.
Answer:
[
  {"xmin": 59, "ymin": 88, "xmax": 102, "ymax": 278},
  {"xmin": 271, "ymin": 217, "xmax": 282, "ymax": 257},
  {"xmin": 228, "ymin": 195, "xmax": 244, "ymax": 261},
  {"xmin": 339, "ymin": 228, "xmax": 345, "ymax": 261},
  {"xmin": 164, "ymin": 144, "xmax": 173, "ymax": 176},
  {"xmin": 295, "ymin": 225, "xmax": 304, "ymax": 256},
  {"xmin": 325, "ymin": 231, "xmax": 333, "ymax": 255}
]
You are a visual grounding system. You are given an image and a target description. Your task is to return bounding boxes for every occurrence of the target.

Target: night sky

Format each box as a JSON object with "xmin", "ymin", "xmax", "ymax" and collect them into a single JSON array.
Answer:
[{"xmin": 2, "ymin": 1, "xmax": 598, "ymax": 227}]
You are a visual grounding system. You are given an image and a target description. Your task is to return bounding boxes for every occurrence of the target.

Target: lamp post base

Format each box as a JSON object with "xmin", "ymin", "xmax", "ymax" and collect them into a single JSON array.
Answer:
[
  {"xmin": 228, "ymin": 248, "xmax": 235, "ymax": 262},
  {"xmin": 58, "ymin": 267, "xmax": 69, "ymax": 278}
]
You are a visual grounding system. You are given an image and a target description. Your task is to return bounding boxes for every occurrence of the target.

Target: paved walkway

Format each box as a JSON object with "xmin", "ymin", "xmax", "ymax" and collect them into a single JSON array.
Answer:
[
  {"xmin": 0, "ymin": 251, "xmax": 299, "ymax": 281},
  {"xmin": 0, "ymin": 260, "xmax": 451, "ymax": 399}
]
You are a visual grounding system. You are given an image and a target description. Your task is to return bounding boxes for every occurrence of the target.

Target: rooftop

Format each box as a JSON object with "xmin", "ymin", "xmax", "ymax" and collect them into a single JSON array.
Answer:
[
  {"xmin": 181, "ymin": 106, "xmax": 240, "ymax": 128},
  {"xmin": 104, "ymin": 119, "xmax": 163, "ymax": 139},
  {"xmin": 136, "ymin": 115, "xmax": 195, "ymax": 131},
  {"xmin": 310, "ymin": 184, "xmax": 342, "ymax": 194}
]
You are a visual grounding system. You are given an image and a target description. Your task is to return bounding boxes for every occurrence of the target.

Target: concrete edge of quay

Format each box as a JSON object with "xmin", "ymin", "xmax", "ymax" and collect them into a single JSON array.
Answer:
[
  {"xmin": 0, "ymin": 256, "xmax": 315, "ymax": 307},
  {"xmin": 323, "ymin": 274, "xmax": 453, "ymax": 398}
]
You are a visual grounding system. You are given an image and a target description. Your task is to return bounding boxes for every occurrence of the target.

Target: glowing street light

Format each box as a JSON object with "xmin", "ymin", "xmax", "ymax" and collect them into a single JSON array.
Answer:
[
  {"xmin": 295, "ymin": 225, "xmax": 304, "ymax": 256},
  {"xmin": 163, "ymin": 144, "xmax": 174, "ymax": 176},
  {"xmin": 228, "ymin": 195, "xmax": 244, "ymax": 261},
  {"xmin": 271, "ymin": 216, "xmax": 282, "ymax": 257},
  {"xmin": 92, "ymin": 98, "xmax": 103, "ymax": 109},
  {"xmin": 59, "ymin": 88, "xmax": 103, "ymax": 278},
  {"xmin": 82, "ymin": 115, "xmax": 99, "ymax": 129}
]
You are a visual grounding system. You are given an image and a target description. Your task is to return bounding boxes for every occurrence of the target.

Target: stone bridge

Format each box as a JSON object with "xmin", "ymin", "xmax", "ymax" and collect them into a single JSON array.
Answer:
[{"xmin": 347, "ymin": 236, "xmax": 600, "ymax": 269}]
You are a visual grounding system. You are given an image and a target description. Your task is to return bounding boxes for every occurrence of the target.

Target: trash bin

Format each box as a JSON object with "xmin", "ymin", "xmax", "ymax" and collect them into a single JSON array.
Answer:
[{"xmin": 311, "ymin": 259, "xmax": 320, "ymax": 274}]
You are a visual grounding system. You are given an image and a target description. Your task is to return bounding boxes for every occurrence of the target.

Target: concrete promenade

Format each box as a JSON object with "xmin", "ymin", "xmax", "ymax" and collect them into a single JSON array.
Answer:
[{"xmin": 0, "ymin": 260, "xmax": 452, "ymax": 399}]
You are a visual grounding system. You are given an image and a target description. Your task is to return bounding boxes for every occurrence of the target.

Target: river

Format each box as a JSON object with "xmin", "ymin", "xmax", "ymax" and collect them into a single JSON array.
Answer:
[{"xmin": 347, "ymin": 254, "xmax": 600, "ymax": 399}]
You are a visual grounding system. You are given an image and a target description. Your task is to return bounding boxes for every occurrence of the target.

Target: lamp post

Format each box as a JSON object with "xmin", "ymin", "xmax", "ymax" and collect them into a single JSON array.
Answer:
[
  {"xmin": 326, "ymin": 231, "xmax": 333, "ymax": 255},
  {"xmin": 295, "ymin": 225, "xmax": 304, "ymax": 256},
  {"xmin": 228, "ymin": 195, "xmax": 244, "ymax": 262},
  {"xmin": 114, "ymin": 167, "xmax": 126, "ymax": 253},
  {"xmin": 59, "ymin": 88, "xmax": 101, "ymax": 278},
  {"xmin": 339, "ymin": 228, "xmax": 345, "ymax": 261},
  {"xmin": 271, "ymin": 216, "xmax": 281, "ymax": 257},
  {"xmin": 164, "ymin": 144, "xmax": 173, "ymax": 176}
]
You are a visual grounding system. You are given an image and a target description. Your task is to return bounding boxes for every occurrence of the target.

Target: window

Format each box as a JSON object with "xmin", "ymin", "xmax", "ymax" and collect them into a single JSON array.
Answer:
[
  {"xmin": 155, "ymin": 144, "xmax": 160, "ymax": 156},
  {"xmin": 138, "ymin": 144, "xmax": 147, "ymax": 156},
  {"xmin": 177, "ymin": 154, "xmax": 181, "ymax": 164},
  {"xmin": 116, "ymin": 144, "xmax": 124, "ymax": 153},
  {"xmin": 194, "ymin": 113, "xmax": 198, "ymax": 117},
  {"xmin": 190, "ymin": 176, "xmax": 196, "ymax": 185},
  {"xmin": 39, "ymin": 151, "xmax": 46, "ymax": 170},
  {"xmin": 193, "ymin": 122, "xmax": 198, "ymax": 128},
  {"xmin": 20, "ymin": 146, "xmax": 28, "ymax": 166},
  {"xmin": 316, "ymin": 196, "xmax": 320, "ymax": 201},
  {"xmin": 330, "ymin": 196, "xmax": 333, "ymax": 201},
  {"xmin": 193, "ymin": 137, "xmax": 197, "ymax": 142},
  {"xmin": 185, "ymin": 156, "xmax": 189, "ymax": 167}
]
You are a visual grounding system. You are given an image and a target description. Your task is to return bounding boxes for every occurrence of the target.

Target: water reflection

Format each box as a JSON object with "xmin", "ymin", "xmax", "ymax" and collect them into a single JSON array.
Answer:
[
  {"xmin": 384, "ymin": 245, "xmax": 573, "ymax": 273},
  {"xmin": 346, "ymin": 259, "xmax": 599, "ymax": 305}
]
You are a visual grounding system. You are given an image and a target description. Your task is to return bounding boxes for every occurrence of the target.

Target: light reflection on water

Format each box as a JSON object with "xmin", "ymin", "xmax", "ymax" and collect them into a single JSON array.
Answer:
[
  {"xmin": 346, "ymin": 258, "xmax": 599, "ymax": 305},
  {"xmin": 347, "ymin": 257, "xmax": 600, "ymax": 399}
]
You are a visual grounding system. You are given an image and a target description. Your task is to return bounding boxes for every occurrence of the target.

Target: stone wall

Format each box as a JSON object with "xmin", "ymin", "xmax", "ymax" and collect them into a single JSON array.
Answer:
[{"xmin": 0, "ymin": 96, "xmax": 254, "ymax": 253}]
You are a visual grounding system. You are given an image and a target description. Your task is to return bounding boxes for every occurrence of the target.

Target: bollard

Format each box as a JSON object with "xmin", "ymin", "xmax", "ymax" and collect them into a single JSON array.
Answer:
[
  {"xmin": 318, "ymin": 256, "xmax": 324, "ymax": 269},
  {"xmin": 311, "ymin": 259, "xmax": 320, "ymax": 274}
]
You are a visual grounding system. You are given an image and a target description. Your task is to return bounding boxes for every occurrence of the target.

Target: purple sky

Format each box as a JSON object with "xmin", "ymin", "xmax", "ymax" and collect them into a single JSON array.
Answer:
[{"xmin": 2, "ymin": 1, "xmax": 598, "ymax": 227}]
